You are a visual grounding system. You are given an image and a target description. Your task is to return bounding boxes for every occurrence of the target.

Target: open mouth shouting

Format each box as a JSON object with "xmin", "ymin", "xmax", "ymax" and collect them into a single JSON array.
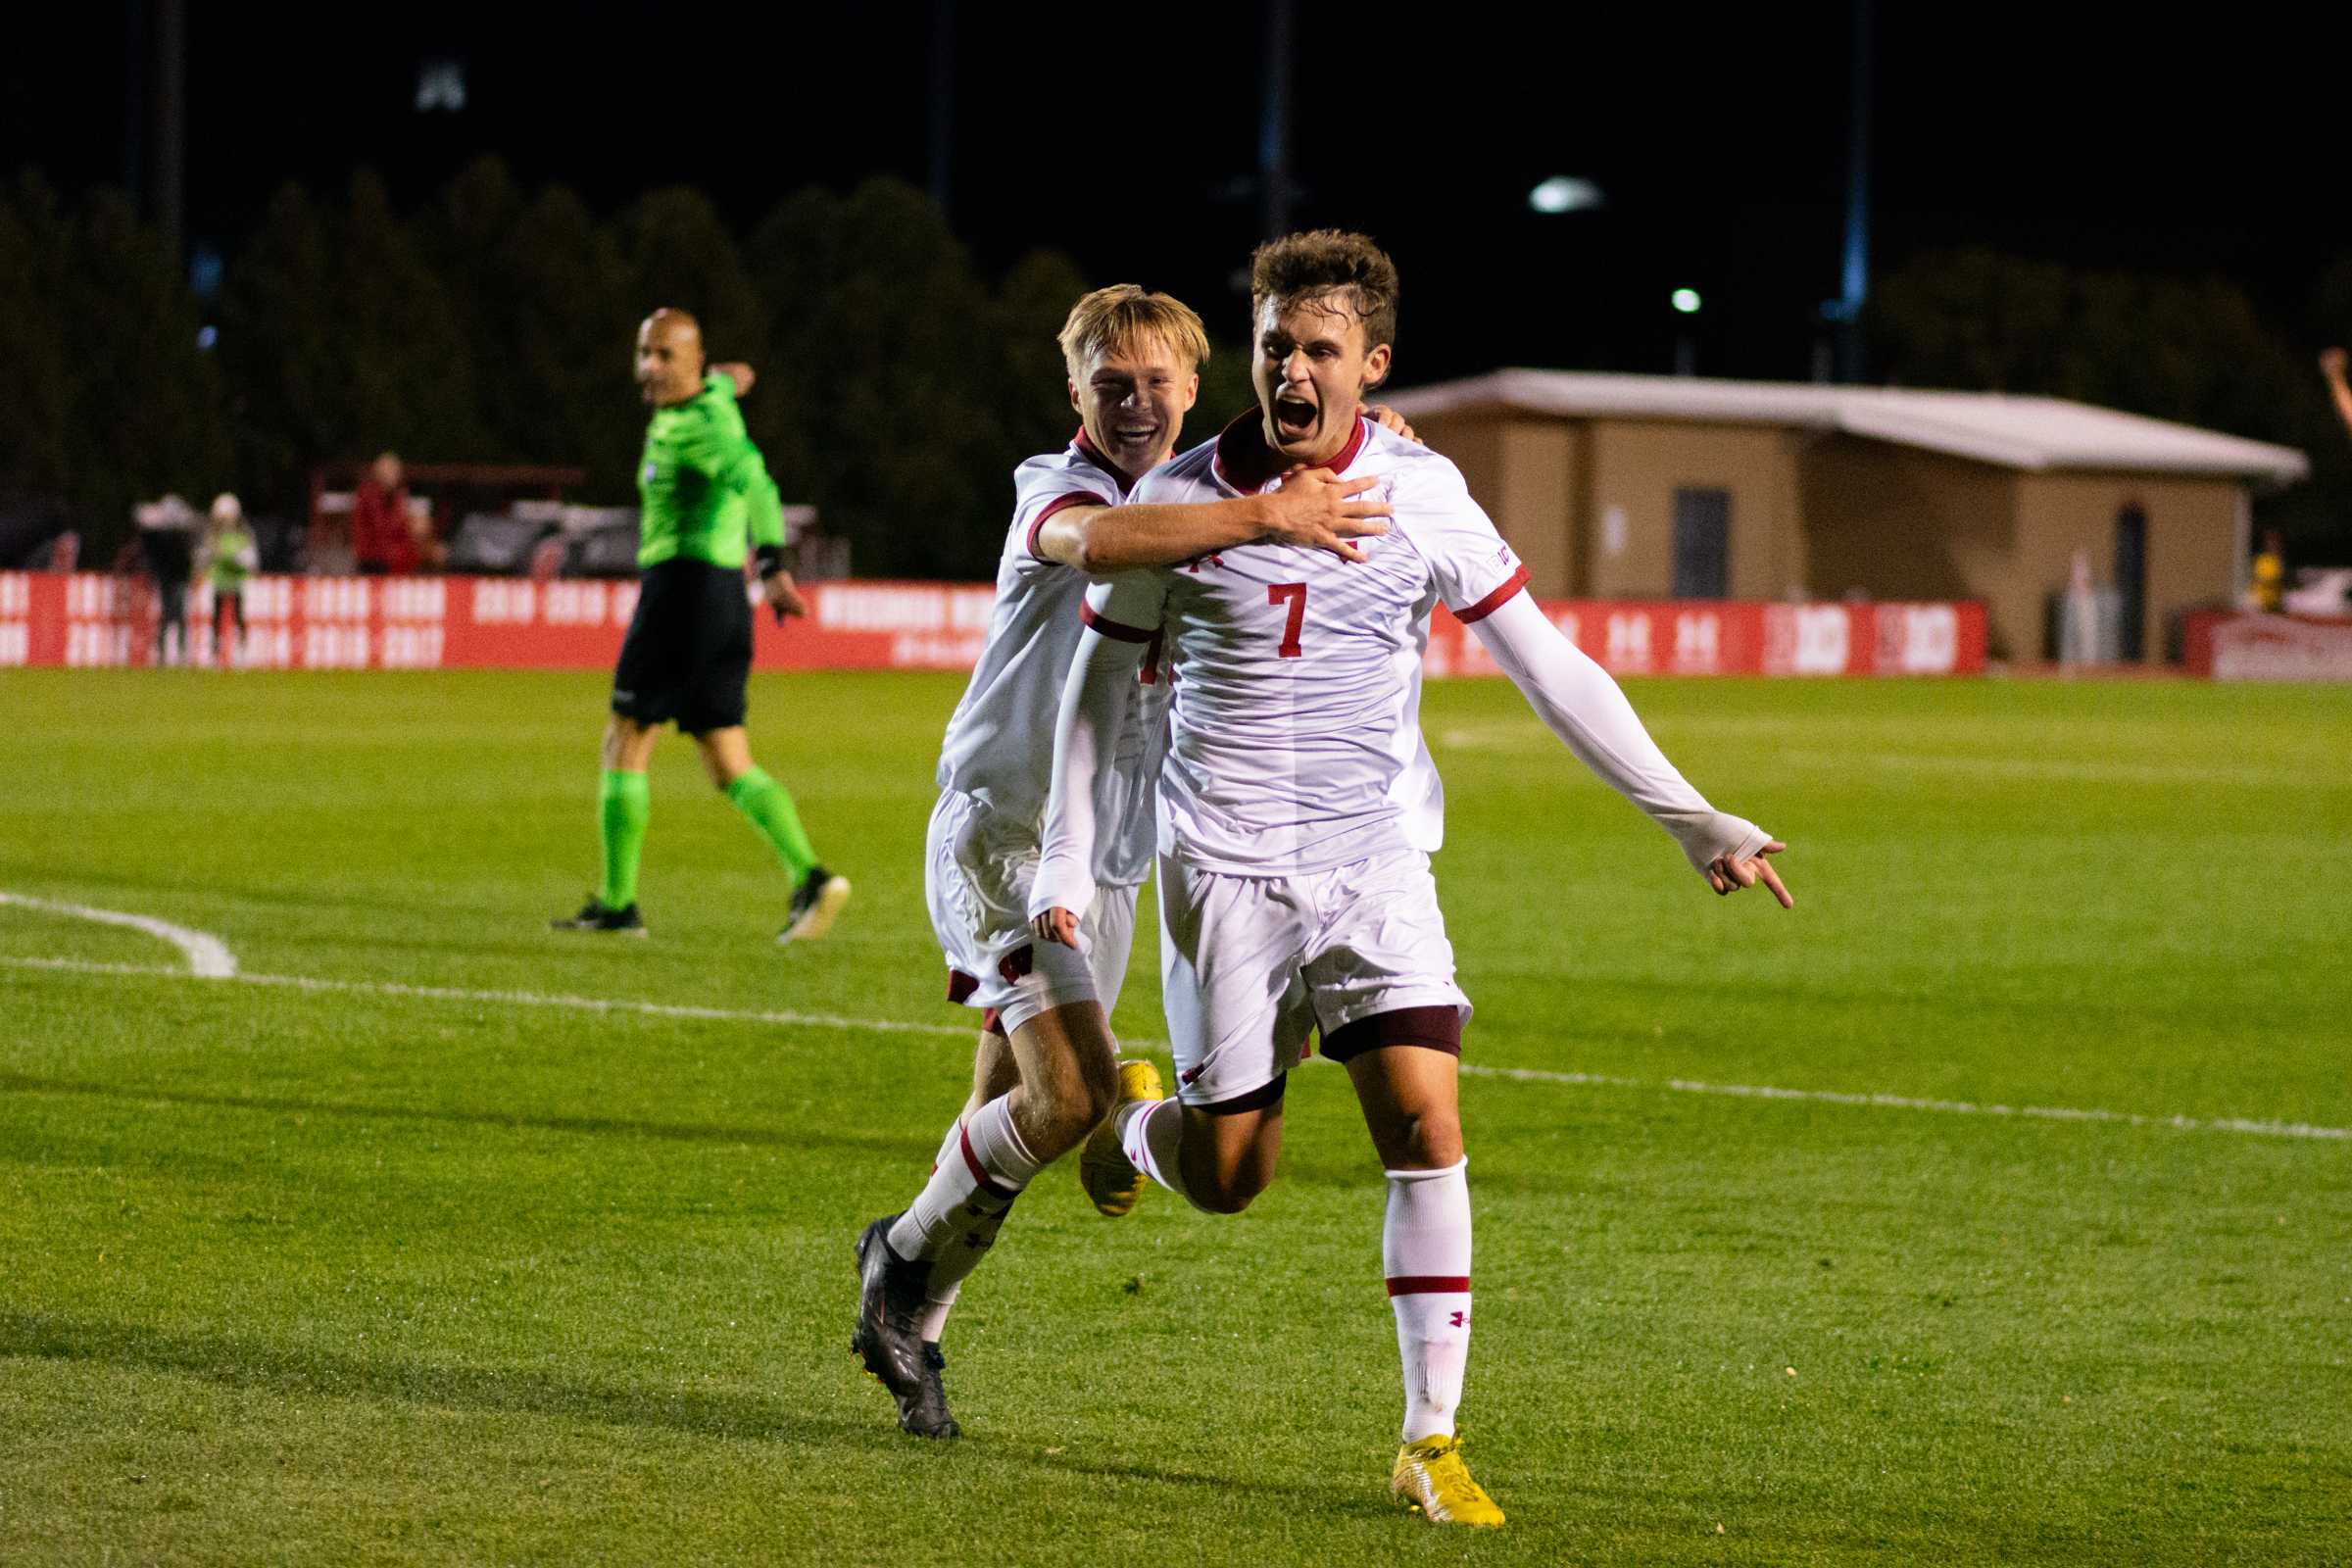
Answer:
[{"xmin": 1271, "ymin": 391, "xmax": 1319, "ymax": 445}]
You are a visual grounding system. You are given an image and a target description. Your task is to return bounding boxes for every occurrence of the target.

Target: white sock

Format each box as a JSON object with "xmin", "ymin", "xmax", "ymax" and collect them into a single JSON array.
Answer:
[
  {"xmin": 1119, "ymin": 1096, "xmax": 1211, "ymax": 1210},
  {"xmin": 887, "ymin": 1096, "xmax": 1042, "ymax": 1266},
  {"xmin": 911, "ymin": 1117, "xmax": 972, "ymax": 1342},
  {"xmin": 1385, "ymin": 1158, "xmax": 1473, "ymax": 1443}
]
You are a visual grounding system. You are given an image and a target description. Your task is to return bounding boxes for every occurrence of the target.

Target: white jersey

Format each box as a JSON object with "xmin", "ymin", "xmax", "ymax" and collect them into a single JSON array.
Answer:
[
  {"xmin": 1087, "ymin": 415, "xmax": 1529, "ymax": 876},
  {"xmin": 935, "ymin": 431, "xmax": 1169, "ymax": 886}
]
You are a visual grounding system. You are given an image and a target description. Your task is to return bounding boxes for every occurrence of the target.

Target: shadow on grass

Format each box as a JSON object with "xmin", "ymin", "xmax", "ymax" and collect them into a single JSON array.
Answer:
[
  {"xmin": 0, "ymin": 1072, "xmax": 937, "ymax": 1159},
  {"xmin": 1026, "ymin": 1448, "xmax": 1382, "ymax": 1512},
  {"xmin": 0, "ymin": 1307, "xmax": 896, "ymax": 1449}
]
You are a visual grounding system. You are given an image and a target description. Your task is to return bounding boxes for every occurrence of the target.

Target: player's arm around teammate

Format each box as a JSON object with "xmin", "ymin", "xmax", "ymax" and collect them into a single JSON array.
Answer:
[{"xmin": 1032, "ymin": 402, "xmax": 1418, "ymax": 574}]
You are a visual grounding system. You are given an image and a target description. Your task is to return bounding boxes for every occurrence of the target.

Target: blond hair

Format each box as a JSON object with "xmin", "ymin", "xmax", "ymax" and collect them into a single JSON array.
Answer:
[
  {"xmin": 1056, "ymin": 285, "xmax": 1210, "ymax": 379},
  {"xmin": 1250, "ymin": 229, "xmax": 1399, "ymax": 354}
]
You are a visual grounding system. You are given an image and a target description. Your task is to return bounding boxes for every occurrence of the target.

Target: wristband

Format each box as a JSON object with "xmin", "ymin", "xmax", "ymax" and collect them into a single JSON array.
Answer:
[{"xmin": 754, "ymin": 544, "xmax": 785, "ymax": 578}]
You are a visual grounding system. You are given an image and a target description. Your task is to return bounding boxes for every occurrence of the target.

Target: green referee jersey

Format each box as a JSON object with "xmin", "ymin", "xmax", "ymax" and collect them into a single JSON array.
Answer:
[{"xmin": 635, "ymin": 371, "xmax": 787, "ymax": 570}]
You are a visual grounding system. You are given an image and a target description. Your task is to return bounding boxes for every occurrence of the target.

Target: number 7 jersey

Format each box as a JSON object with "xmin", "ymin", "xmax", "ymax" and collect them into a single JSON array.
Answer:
[{"xmin": 1085, "ymin": 413, "xmax": 1531, "ymax": 876}]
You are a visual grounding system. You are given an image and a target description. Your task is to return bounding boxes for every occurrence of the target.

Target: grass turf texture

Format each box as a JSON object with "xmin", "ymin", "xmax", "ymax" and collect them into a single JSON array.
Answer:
[{"xmin": 3, "ymin": 667, "xmax": 2348, "ymax": 1566}]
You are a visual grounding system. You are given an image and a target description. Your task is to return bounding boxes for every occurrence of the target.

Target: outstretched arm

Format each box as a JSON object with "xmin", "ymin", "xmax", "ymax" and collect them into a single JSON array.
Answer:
[
  {"xmin": 1029, "ymin": 592, "xmax": 1160, "ymax": 945},
  {"xmin": 2323, "ymin": 350, "xmax": 2352, "ymax": 443},
  {"xmin": 1468, "ymin": 593, "xmax": 1792, "ymax": 906}
]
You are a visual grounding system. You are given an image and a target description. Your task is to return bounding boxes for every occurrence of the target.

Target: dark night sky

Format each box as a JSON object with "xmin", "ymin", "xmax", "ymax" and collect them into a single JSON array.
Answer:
[{"xmin": 9, "ymin": 2, "xmax": 2348, "ymax": 385}]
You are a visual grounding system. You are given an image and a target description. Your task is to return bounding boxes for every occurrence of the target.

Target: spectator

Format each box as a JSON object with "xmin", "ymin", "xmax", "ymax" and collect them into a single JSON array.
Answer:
[
  {"xmin": 135, "ymin": 494, "xmax": 198, "ymax": 666},
  {"xmin": 2251, "ymin": 528, "xmax": 2286, "ymax": 614},
  {"xmin": 2323, "ymin": 349, "xmax": 2352, "ymax": 444},
  {"xmin": 202, "ymin": 493, "xmax": 258, "ymax": 665},
  {"xmin": 352, "ymin": 451, "xmax": 419, "ymax": 575}
]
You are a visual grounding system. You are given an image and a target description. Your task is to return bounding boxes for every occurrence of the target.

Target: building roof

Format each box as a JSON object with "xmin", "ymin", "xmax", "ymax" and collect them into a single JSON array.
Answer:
[{"xmin": 1385, "ymin": 368, "xmax": 2309, "ymax": 486}]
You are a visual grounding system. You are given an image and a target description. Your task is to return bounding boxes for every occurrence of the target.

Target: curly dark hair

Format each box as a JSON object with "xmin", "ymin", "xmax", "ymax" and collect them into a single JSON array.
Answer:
[{"xmin": 1248, "ymin": 229, "xmax": 1398, "ymax": 353}]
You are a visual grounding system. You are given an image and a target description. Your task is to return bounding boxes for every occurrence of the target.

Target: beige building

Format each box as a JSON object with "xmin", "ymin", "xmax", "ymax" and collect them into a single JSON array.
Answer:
[{"xmin": 1385, "ymin": 370, "xmax": 2307, "ymax": 663}]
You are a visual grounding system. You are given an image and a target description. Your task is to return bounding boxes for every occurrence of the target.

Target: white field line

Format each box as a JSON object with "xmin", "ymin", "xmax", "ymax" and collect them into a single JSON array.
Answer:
[
  {"xmin": 0, "ymin": 892, "xmax": 239, "ymax": 977},
  {"xmin": 5, "ymin": 953, "xmax": 2346, "ymax": 1145},
  {"xmin": 0, "ymin": 954, "xmax": 973, "ymax": 1039}
]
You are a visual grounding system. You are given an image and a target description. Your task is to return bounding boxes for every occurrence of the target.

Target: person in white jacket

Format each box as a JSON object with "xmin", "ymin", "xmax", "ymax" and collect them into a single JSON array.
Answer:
[{"xmin": 1029, "ymin": 230, "xmax": 1791, "ymax": 1531}]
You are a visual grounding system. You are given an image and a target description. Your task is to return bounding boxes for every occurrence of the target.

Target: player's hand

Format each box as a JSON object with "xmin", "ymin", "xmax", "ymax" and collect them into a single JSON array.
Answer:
[
  {"xmin": 1707, "ymin": 839, "xmax": 1792, "ymax": 907},
  {"xmin": 1261, "ymin": 466, "xmax": 1392, "ymax": 562},
  {"xmin": 715, "ymin": 362, "xmax": 757, "ymax": 397},
  {"xmin": 2322, "ymin": 348, "xmax": 2349, "ymax": 383},
  {"xmin": 1032, "ymin": 906, "xmax": 1080, "ymax": 948},
  {"xmin": 761, "ymin": 568, "xmax": 808, "ymax": 621},
  {"xmin": 1359, "ymin": 402, "xmax": 1420, "ymax": 445}
]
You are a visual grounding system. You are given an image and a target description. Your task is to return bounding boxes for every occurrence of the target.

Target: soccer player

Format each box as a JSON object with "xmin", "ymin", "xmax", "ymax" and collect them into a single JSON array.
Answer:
[
  {"xmin": 1029, "ymin": 233, "xmax": 1793, "ymax": 1528},
  {"xmin": 852, "ymin": 284, "xmax": 1404, "ymax": 1440},
  {"xmin": 553, "ymin": 308, "xmax": 848, "ymax": 942}
]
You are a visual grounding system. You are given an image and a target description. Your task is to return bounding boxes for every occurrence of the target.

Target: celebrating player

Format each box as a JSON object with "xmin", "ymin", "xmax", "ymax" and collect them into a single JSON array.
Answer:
[
  {"xmin": 852, "ymin": 284, "xmax": 1406, "ymax": 1440},
  {"xmin": 552, "ymin": 308, "xmax": 848, "ymax": 942},
  {"xmin": 1029, "ymin": 232, "xmax": 1792, "ymax": 1528}
]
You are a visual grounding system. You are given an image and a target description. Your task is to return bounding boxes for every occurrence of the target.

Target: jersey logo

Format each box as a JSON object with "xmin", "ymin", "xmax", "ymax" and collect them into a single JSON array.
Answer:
[
  {"xmin": 1181, "ymin": 552, "xmax": 1225, "ymax": 573},
  {"xmin": 642, "ymin": 462, "xmax": 659, "ymax": 484}
]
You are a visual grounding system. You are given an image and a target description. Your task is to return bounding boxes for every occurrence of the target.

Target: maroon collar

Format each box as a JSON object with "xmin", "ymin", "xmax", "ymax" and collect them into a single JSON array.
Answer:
[
  {"xmin": 1211, "ymin": 408, "xmax": 1368, "ymax": 493},
  {"xmin": 1071, "ymin": 427, "xmax": 1140, "ymax": 493}
]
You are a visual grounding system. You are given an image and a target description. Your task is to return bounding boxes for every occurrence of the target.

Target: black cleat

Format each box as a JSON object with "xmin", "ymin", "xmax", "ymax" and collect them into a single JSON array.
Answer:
[
  {"xmin": 551, "ymin": 897, "xmax": 647, "ymax": 935},
  {"xmin": 778, "ymin": 866, "xmax": 851, "ymax": 945},
  {"xmin": 851, "ymin": 1216, "xmax": 955, "ymax": 1436},
  {"xmin": 904, "ymin": 1343, "xmax": 960, "ymax": 1440}
]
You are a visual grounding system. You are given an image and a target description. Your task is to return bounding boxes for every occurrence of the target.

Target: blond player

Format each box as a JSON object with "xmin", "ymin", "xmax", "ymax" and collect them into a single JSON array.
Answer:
[
  {"xmin": 852, "ymin": 285, "xmax": 1406, "ymax": 1440},
  {"xmin": 1030, "ymin": 233, "xmax": 1792, "ymax": 1527}
]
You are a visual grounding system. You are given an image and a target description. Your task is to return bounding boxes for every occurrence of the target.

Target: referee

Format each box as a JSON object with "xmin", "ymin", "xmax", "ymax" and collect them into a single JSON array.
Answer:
[{"xmin": 554, "ymin": 307, "xmax": 850, "ymax": 942}]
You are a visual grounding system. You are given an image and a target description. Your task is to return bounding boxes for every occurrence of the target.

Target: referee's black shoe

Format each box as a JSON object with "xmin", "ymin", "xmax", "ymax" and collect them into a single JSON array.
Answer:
[
  {"xmin": 551, "ymin": 897, "xmax": 647, "ymax": 935},
  {"xmin": 778, "ymin": 866, "xmax": 852, "ymax": 945}
]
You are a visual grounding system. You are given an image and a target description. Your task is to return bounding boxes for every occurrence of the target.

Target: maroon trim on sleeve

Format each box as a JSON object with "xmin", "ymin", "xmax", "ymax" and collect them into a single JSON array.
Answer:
[
  {"xmin": 1451, "ymin": 564, "xmax": 1532, "ymax": 625},
  {"xmin": 1026, "ymin": 491, "xmax": 1101, "ymax": 562},
  {"xmin": 1320, "ymin": 1004, "xmax": 1463, "ymax": 1063},
  {"xmin": 1080, "ymin": 602, "xmax": 1157, "ymax": 644}
]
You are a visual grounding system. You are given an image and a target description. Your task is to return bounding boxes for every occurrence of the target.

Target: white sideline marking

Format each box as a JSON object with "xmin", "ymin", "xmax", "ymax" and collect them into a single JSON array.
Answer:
[
  {"xmin": 0, "ymin": 893, "xmax": 238, "ymax": 978},
  {"xmin": 0, "ymin": 955, "xmax": 971, "ymax": 1039},
  {"xmin": 3, "ymin": 953, "xmax": 2344, "ymax": 1145},
  {"xmin": 1450, "ymin": 1060, "xmax": 2350, "ymax": 1142}
]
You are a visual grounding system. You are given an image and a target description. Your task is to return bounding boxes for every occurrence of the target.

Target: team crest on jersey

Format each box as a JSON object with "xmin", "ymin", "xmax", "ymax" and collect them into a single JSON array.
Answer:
[{"xmin": 643, "ymin": 461, "xmax": 659, "ymax": 484}]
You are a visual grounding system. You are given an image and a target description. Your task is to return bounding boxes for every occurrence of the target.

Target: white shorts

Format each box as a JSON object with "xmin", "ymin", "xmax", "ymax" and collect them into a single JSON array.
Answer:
[
  {"xmin": 1156, "ymin": 846, "xmax": 1471, "ymax": 1109},
  {"xmin": 925, "ymin": 789, "xmax": 1139, "ymax": 1037}
]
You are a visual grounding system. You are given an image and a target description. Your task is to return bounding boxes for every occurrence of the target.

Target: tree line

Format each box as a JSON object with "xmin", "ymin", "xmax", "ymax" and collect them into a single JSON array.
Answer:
[
  {"xmin": 2, "ymin": 159, "xmax": 1251, "ymax": 580},
  {"xmin": 2, "ymin": 160, "xmax": 2344, "ymax": 574}
]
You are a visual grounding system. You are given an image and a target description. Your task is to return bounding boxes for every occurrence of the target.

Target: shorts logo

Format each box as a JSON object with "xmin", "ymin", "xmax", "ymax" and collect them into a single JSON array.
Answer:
[{"xmin": 612, "ymin": 689, "xmax": 635, "ymax": 702}]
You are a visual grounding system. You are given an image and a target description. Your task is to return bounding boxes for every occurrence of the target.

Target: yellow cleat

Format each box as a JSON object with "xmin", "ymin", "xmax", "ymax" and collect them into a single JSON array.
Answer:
[
  {"xmin": 1077, "ymin": 1058, "xmax": 1163, "ymax": 1217},
  {"xmin": 1391, "ymin": 1434, "xmax": 1505, "ymax": 1528}
]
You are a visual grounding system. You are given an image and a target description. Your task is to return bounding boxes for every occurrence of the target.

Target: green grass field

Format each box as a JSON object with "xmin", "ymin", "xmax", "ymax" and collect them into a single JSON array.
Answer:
[{"xmin": 3, "ymin": 667, "xmax": 2348, "ymax": 1566}]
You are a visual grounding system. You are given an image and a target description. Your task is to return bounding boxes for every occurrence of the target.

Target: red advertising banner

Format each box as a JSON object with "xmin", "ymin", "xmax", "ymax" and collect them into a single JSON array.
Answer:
[
  {"xmin": 0, "ymin": 571, "xmax": 1985, "ymax": 678},
  {"xmin": 2182, "ymin": 611, "xmax": 2352, "ymax": 680}
]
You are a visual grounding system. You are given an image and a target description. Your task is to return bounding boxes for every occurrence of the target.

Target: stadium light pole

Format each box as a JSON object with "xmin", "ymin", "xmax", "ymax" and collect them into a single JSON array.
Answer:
[
  {"xmin": 1672, "ymin": 288, "xmax": 1701, "ymax": 376},
  {"xmin": 1826, "ymin": 0, "xmax": 1874, "ymax": 382},
  {"xmin": 928, "ymin": 0, "xmax": 956, "ymax": 220},
  {"xmin": 1258, "ymin": 0, "xmax": 1297, "ymax": 240}
]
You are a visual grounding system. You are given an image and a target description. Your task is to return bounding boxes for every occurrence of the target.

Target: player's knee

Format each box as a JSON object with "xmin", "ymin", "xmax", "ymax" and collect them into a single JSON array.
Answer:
[
  {"xmin": 1191, "ymin": 1170, "xmax": 1269, "ymax": 1215},
  {"xmin": 1378, "ymin": 1110, "xmax": 1463, "ymax": 1171}
]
